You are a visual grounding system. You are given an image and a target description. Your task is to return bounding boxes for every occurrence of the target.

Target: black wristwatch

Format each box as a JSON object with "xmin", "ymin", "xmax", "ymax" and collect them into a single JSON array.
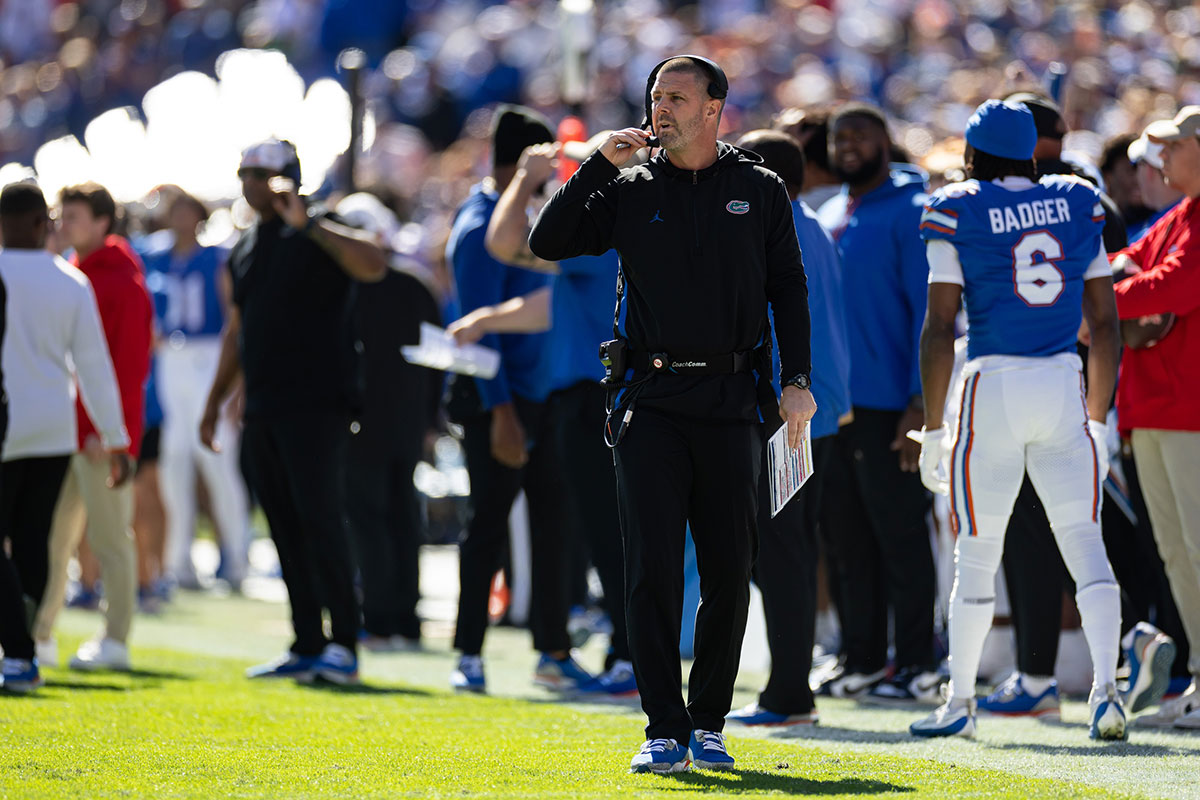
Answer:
[{"xmin": 783, "ymin": 373, "xmax": 811, "ymax": 391}]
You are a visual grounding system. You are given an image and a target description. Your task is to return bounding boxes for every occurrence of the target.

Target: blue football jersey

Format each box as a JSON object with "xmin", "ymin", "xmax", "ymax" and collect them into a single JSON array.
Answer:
[
  {"xmin": 140, "ymin": 234, "xmax": 228, "ymax": 339},
  {"xmin": 920, "ymin": 176, "xmax": 1105, "ymax": 359}
]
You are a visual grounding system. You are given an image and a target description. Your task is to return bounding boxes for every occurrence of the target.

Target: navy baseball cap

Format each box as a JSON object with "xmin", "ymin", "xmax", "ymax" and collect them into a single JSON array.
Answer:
[{"xmin": 965, "ymin": 100, "xmax": 1038, "ymax": 161}]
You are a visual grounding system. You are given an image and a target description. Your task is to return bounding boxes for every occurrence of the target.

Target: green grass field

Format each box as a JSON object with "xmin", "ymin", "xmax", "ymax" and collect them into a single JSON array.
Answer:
[{"xmin": 2, "ymin": 591, "xmax": 1198, "ymax": 799}]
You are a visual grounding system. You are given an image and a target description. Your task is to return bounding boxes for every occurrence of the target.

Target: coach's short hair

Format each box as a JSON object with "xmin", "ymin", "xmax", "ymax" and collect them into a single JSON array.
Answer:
[
  {"xmin": 60, "ymin": 182, "xmax": 117, "ymax": 234},
  {"xmin": 0, "ymin": 181, "xmax": 47, "ymax": 218}
]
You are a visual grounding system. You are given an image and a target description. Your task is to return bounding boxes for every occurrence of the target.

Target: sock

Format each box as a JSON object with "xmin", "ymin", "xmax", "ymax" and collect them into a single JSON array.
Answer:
[
  {"xmin": 1076, "ymin": 581, "xmax": 1121, "ymax": 689},
  {"xmin": 948, "ymin": 588, "xmax": 995, "ymax": 700},
  {"xmin": 1022, "ymin": 673, "xmax": 1056, "ymax": 695}
]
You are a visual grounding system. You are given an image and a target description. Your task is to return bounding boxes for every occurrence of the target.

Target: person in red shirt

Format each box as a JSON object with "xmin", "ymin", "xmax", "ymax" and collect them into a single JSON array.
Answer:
[
  {"xmin": 35, "ymin": 182, "xmax": 151, "ymax": 672},
  {"xmin": 1111, "ymin": 106, "xmax": 1200, "ymax": 728}
]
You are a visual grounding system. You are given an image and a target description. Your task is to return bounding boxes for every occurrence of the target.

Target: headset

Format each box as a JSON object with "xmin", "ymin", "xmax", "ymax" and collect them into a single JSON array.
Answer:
[{"xmin": 641, "ymin": 55, "xmax": 729, "ymax": 145}]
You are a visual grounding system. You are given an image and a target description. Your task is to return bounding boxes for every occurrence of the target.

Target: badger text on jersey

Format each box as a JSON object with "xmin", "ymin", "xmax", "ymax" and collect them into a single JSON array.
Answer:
[{"xmin": 988, "ymin": 197, "xmax": 1072, "ymax": 234}]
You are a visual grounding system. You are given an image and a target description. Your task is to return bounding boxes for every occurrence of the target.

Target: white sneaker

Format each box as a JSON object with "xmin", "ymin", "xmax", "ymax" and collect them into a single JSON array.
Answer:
[
  {"xmin": 35, "ymin": 638, "xmax": 57, "ymax": 669},
  {"xmin": 69, "ymin": 637, "xmax": 131, "ymax": 672},
  {"xmin": 1136, "ymin": 681, "xmax": 1198, "ymax": 728},
  {"xmin": 910, "ymin": 696, "xmax": 977, "ymax": 738},
  {"xmin": 1174, "ymin": 705, "xmax": 1200, "ymax": 730},
  {"xmin": 1089, "ymin": 683, "xmax": 1127, "ymax": 741}
]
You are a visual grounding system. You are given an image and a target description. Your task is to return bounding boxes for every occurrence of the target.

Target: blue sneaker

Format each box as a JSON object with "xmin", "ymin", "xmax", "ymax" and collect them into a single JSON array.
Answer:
[
  {"xmin": 910, "ymin": 697, "xmax": 976, "ymax": 738},
  {"xmin": 727, "ymin": 702, "xmax": 819, "ymax": 727},
  {"xmin": 245, "ymin": 651, "xmax": 318, "ymax": 680},
  {"xmin": 629, "ymin": 738, "xmax": 691, "ymax": 774},
  {"xmin": 577, "ymin": 660, "xmax": 638, "ymax": 697},
  {"xmin": 313, "ymin": 644, "xmax": 359, "ymax": 685},
  {"xmin": 689, "ymin": 730, "xmax": 735, "ymax": 770},
  {"xmin": 533, "ymin": 652, "xmax": 593, "ymax": 691},
  {"xmin": 451, "ymin": 655, "xmax": 486, "ymax": 693},
  {"xmin": 1089, "ymin": 683, "xmax": 1127, "ymax": 740},
  {"xmin": 1, "ymin": 658, "xmax": 42, "ymax": 693},
  {"xmin": 978, "ymin": 673, "xmax": 1060, "ymax": 717},
  {"xmin": 1122, "ymin": 622, "xmax": 1176, "ymax": 713}
]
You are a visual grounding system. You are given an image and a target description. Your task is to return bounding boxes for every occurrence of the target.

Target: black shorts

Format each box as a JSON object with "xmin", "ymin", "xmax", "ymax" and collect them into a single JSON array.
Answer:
[{"xmin": 138, "ymin": 425, "xmax": 161, "ymax": 470}]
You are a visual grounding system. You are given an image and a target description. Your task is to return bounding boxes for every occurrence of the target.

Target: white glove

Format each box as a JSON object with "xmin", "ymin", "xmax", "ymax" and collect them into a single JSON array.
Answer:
[
  {"xmin": 1087, "ymin": 419, "xmax": 1111, "ymax": 480},
  {"xmin": 907, "ymin": 424, "xmax": 951, "ymax": 496}
]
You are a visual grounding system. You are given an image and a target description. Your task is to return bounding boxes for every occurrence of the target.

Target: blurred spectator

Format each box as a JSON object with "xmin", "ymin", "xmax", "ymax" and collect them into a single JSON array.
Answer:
[
  {"xmin": 773, "ymin": 107, "xmax": 840, "ymax": 210},
  {"xmin": 0, "ymin": 180, "xmax": 130, "ymax": 686},
  {"xmin": 200, "ymin": 139, "xmax": 385, "ymax": 683},
  {"xmin": 1127, "ymin": 131, "xmax": 1184, "ymax": 243},
  {"xmin": 1110, "ymin": 106, "xmax": 1200, "ymax": 728},
  {"xmin": 1100, "ymin": 133, "xmax": 1150, "ymax": 231},
  {"xmin": 336, "ymin": 191, "xmax": 441, "ymax": 652},
  {"xmin": 816, "ymin": 102, "xmax": 938, "ymax": 704},
  {"xmin": 36, "ymin": 181, "xmax": 151, "ymax": 672}
]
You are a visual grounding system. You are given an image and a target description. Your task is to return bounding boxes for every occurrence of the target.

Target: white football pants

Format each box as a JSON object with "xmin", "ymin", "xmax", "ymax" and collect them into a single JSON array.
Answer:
[
  {"xmin": 157, "ymin": 339, "xmax": 250, "ymax": 585},
  {"xmin": 945, "ymin": 353, "xmax": 1120, "ymax": 699}
]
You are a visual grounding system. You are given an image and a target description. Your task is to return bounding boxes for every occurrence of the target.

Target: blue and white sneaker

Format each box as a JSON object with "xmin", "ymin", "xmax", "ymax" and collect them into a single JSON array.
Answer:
[
  {"xmin": 727, "ymin": 702, "xmax": 819, "ymax": 727},
  {"xmin": 1, "ymin": 658, "xmax": 42, "ymax": 693},
  {"xmin": 1089, "ymin": 683, "xmax": 1128, "ymax": 740},
  {"xmin": 313, "ymin": 644, "xmax": 359, "ymax": 685},
  {"xmin": 689, "ymin": 729, "xmax": 735, "ymax": 770},
  {"xmin": 450, "ymin": 655, "xmax": 486, "ymax": 693},
  {"xmin": 978, "ymin": 673, "xmax": 1060, "ymax": 717},
  {"xmin": 629, "ymin": 738, "xmax": 691, "ymax": 774},
  {"xmin": 533, "ymin": 652, "xmax": 593, "ymax": 691},
  {"xmin": 577, "ymin": 660, "xmax": 638, "ymax": 697},
  {"xmin": 910, "ymin": 697, "xmax": 977, "ymax": 738},
  {"xmin": 245, "ymin": 652, "xmax": 318, "ymax": 680},
  {"xmin": 1122, "ymin": 622, "xmax": 1176, "ymax": 714}
]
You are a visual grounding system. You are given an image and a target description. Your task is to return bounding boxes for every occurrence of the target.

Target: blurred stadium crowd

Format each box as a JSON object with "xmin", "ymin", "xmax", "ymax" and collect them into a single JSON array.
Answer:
[{"xmin": 0, "ymin": 0, "xmax": 1199, "ymax": 735}]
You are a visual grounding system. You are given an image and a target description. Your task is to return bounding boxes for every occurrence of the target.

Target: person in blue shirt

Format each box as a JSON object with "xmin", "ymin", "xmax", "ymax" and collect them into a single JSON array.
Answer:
[
  {"xmin": 910, "ymin": 99, "xmax": 1126, "ymax": 740},
  {"xmin": 725, "ymin": 129, "xmax": 851, "ymax": 727},
  {"xmin": 815, "ymin": 103, "xmax": 939, "ymax": 704},
  {"xmin": 450, "ymin": 135, "xmax": 635, "ymax": 697},
  {"xmin": 140, "ymin": 189, "xmax": 250, "ymax": 592},
  {"xmin": 443, "ymin": 106, "xmax": 591, "ymax": 695}
]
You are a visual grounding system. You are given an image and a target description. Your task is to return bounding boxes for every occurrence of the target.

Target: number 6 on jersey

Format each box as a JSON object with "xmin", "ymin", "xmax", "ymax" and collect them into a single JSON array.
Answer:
[{"xmin": 1012, "ymin": 230, "xmax": 1065, "ymax": 307}]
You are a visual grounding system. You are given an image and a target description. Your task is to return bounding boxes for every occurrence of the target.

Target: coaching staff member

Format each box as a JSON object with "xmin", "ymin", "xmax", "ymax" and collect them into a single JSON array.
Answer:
[
  {"xmin": 200, "ymin": 139, "xmax": 386, "ymax": 684},
  {"xmin": 529, "ymin": 55, "xmax": 816, "ymax": 774}
]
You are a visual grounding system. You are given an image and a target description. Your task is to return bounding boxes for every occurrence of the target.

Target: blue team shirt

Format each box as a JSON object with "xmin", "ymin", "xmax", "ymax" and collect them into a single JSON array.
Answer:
[
  {"xmin": 920, "ymin": 176, "xmax": 1106, "ymax": 360},
  {"xmin": 446, "ymin": 184, "xmax": 552, "ymax": 407},
  {"xmin": 547, "ymin": 251, "xmax": 620, "ymax": 392},
  {"xmin": 139, "ymin": 231, "xmax": 228, "ymax": 339}
]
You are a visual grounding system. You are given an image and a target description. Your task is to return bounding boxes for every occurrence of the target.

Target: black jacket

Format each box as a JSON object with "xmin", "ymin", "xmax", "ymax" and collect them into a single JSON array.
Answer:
[{"xmin": 529, "ymin": 142, "xmax": 811, "ymax": 421}]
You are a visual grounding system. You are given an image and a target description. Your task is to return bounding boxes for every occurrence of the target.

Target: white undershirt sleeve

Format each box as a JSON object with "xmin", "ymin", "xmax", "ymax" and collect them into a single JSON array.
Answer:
[
  {"xmin": 70, "ymin": 281, "xmax": 131, "ymax": 451},
  {"xmin": 1084, "ymin": 241, "xmax": 1113, "ymax": 280},
  {"xmin": 926, "ymin": 239, "xmax": 964, "ymax": 286}
]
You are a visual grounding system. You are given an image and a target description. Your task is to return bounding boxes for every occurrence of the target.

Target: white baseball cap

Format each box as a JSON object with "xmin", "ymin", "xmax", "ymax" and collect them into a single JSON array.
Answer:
[{"xmin": 1127, "ymin": 134, "xmax": 1164, "ymax": 170}]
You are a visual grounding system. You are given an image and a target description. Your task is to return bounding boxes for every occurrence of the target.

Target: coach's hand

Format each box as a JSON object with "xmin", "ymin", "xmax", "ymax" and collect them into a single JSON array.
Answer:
[
  {"xmin": 269, "ymin": 178, "xmax": 308, "ymax": 230},
  {"xmin": 490, "ymin": 402, "xmax": 528, "ymax": 469},
  {"xmin": 893, "ymin": 405, "xmax": 924, "ymax": 472},
  {"xmin": 908, "ymin": 425, "xmax": 950, "ymax": 495},
  {"xmin": 599, "ymin": 128, "xmax": 653, "ymax": 169},
  {"xmin": 780, "ymin": 386, "xmax": 817, "ymax": 451}
]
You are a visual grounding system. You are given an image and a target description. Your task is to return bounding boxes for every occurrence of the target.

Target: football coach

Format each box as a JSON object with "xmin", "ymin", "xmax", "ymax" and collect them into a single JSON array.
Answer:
[{"xmin": 529, "ymin": 55, "xmax": 816, "ymax": 774}]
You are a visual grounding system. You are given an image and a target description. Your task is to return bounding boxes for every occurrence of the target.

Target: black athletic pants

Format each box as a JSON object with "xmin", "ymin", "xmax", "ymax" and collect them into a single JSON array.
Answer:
[
  {"xmin": 615, "ymin": 408, "xmax": 759, "ymax": 743},
  {"xmin": 345, "ymin": 434, "xmax": 422, "ymax": 641},
  {"xmin": 823, "ymin": 407, "xmax": 935, "ymax": 673},
  {"xmin": 550, "ymin": 381, "xmax": 630, "ymax": 664},
  {"xmin": 754, "ymin": 433, "xmax": 832, "ymax": 715},
  {"xmin": 454, "ymin": 395, "xmax": 570, "ymax": 656},
  {"xmin": 0, "ymin": 453, "xmax": 70, "ymax": 661},
  {"xmin": 242, "ymin": 413, "xmax": 358, "ymax": 656},
  {"xmin": 1003, "ymin": 456, "xmax": 1190, "ymax": 677}
]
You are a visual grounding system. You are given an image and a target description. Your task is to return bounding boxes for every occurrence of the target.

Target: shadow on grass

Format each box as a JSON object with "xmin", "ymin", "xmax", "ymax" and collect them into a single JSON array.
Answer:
[
  {"xmin": 41, "ymin": 679, "xmax": 138, "ymax": 692},
  {"xmin": 656, "ymin": 769, "xmax": 914, "ymax": 795},
  {"xmin": 987, "ymin": 740, "xmax": 1192, "ymax": 757},
  {"xmin": 302, "ymin": 682, "xmax": 434, "ymax": 697},
  {"xmin": 771, "ymin": 725, "xmax": 915, "ymax": 745}
]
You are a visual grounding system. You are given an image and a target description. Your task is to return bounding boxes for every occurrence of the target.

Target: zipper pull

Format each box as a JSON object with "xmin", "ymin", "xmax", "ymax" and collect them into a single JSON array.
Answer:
[{"xmin": 693, "ymin": 171, "xmax": 697, "ymax": 185}]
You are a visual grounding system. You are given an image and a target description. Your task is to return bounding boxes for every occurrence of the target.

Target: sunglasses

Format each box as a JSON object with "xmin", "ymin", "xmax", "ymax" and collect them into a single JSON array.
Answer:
[{"xmin": 237, "ymin": 167, "xmax": 275, "ymax": 180}]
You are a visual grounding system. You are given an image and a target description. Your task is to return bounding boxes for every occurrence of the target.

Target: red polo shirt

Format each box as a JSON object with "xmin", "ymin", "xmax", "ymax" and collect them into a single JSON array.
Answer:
[
  {"xmin": 72, "ymin": 235, "xmax": 153, "ymax": 456},
  {"xmin": 1112, "ymin": 195, "xmax": 1200, "ymax": 433}
]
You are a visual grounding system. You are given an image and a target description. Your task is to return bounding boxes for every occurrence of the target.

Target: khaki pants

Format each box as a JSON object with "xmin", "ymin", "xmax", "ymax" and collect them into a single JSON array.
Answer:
[
  {"xmin": 34, "ymin": 454, "xmax": 136, "ymax": 643},
  {"xmin": 1131, "ymin": 428, "xmax": 1200, "ymax": 677}
]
